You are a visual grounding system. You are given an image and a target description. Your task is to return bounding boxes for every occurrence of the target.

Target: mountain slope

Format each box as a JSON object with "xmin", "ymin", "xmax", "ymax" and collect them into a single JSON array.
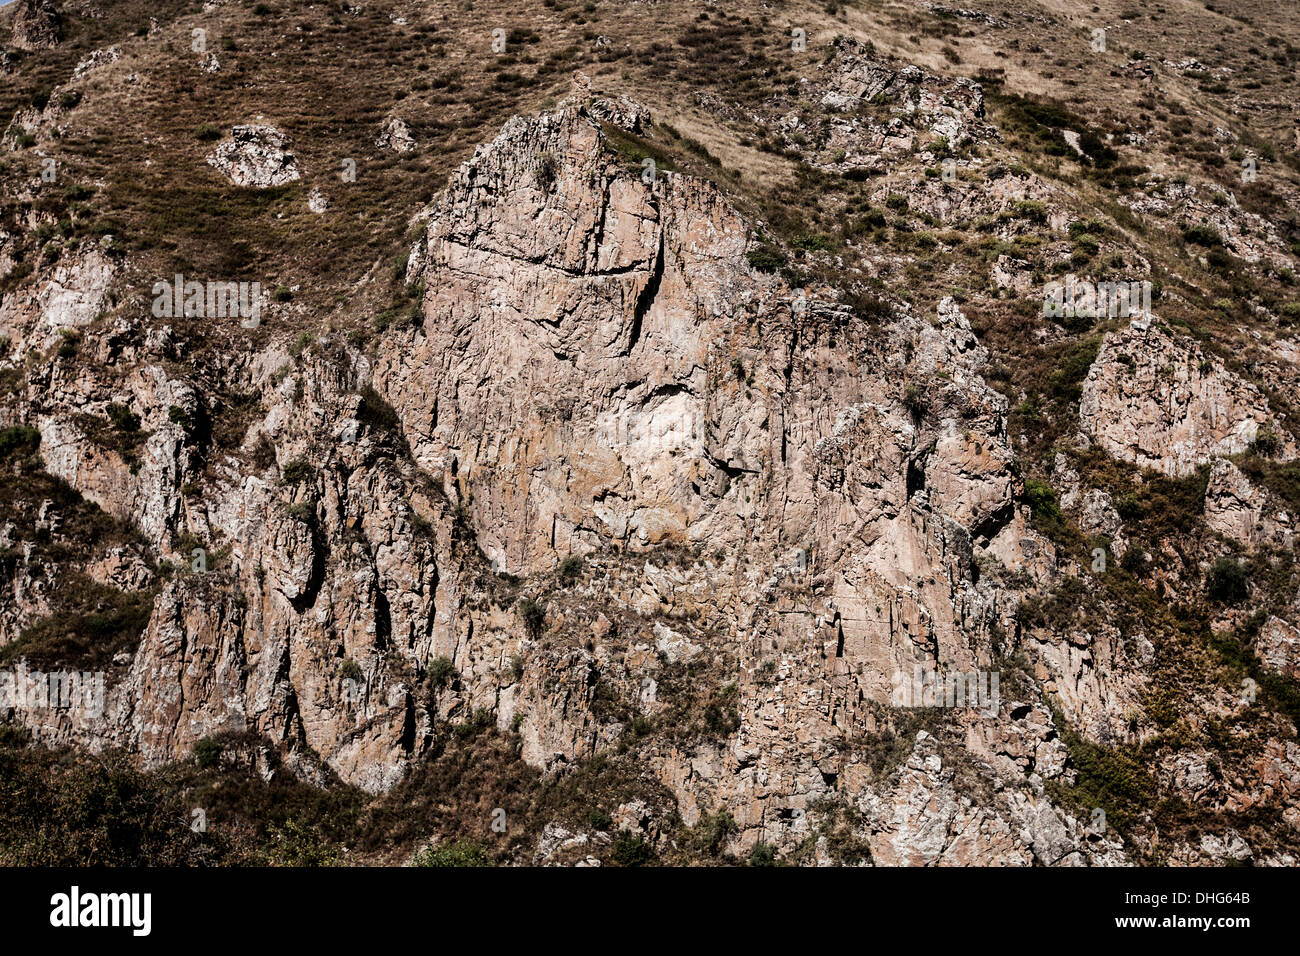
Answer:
[{"xmin": 1, "ymin": 0, "xmax": 1299, "ymax": 866}]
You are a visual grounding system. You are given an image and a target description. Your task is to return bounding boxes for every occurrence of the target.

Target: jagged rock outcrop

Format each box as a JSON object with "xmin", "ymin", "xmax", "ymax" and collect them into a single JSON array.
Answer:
[
  {"xmin": 1080, "ymin": 322, "xmax": 1296, "ymax": 477},
  {"xmin": 376, "ymin": 116, "xmax": 416, "ymax": 154},
  {"xmin": 817, "ymin": 36, "xmax": 991, "ymax": 151},
  {"xmin": 207, "ymin": 126, "xmax": 302, "ymax": 188},
  {"xmin": 357, "ymin": 99, "xmax": 1121, "ymax": 860},
  {"xmin": 8, "ymin": 0, "xmax": 63, "ymax": 52},
  {"xmin": 9, "ymin": 57, "xmax": 1297, "ymax": 861},
  {"xmin": 7, "ymin": 97, "xmax": 1111, "ymax": 864}
]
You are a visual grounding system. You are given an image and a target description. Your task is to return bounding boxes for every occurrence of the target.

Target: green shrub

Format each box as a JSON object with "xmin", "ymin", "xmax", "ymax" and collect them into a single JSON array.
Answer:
[
  {"xmin": 690, "ymin": 809, "xmax": 738, "ymax": 856},
  {"xmin": 412, "ymin": 840, "xmax": 491, "ymax": 867},
  {"xmin": 534, "ymin": 151, "xmax": 558, "ymax": 190},
  {"xmin": 1252, "ymin": 427, "xmax": 1280, "ymax": 457},
  {"xmin": 517, "ymin": 598, "xmax": 545, "ymax": 639},
  {"xmin": 748, "ymin": 841, "xmax": 777, "ymax": 866},
  {"xmin": 1008, "ymin": 199, "xmax": 1047, "ymax": 222},
  {"xmin": 1207, "ymin": 558, "xmax": 1249, "ymax": 604},
  {"xmin": 609, "ymin": 831, "xmax": 654, "ymax": 866},
  {"xmin": 0, "ymin": 425, "xmax": 40, "ymax": 458},
  {"xmin": 1024, "ymin": 478, "xmax": 1062, "ymax": 532},
  {"xmin": 557, "ymin": 555, "xmax": 584, "ymax": 584},
  {"xmin": 846, "ymin": 288, "xmax": 892, "ymax": 322},
  {"xmin": 281, "ymin": 459, "xmax": 313, "ymax": 484},
  {"xmin": 427, "ymin": 655, "xmax": 455, "ymax": 688},
  {"xmin": 57, "ymin": 329, "xmax": 81, "ymax": 358},
  {"xmin": 339, "ymin": 660, "xmax": 363, "ymax": 682},
  {"xmin": 746, "ymin": 246, "xmax": 786, "ymax": 274},
  {"xmin": 1120, "ymin": 545, "xmax": 1147, "ymax": 575},
  {"xmin": 266, "ymin": 818, "xmax": 337, "ymax": 866},
  {"xmin": 193, "ymin": 736, "xmax": 223, "ymax": 768},
  {"xmin": 167, "ymin": 405, "xmax": 193, "ymax": 432},
  {"xmin": 792, "ymin": 232, "xmax": 837, "ymax": 252},
  {"xmin": 1182, "ymin": 223, "xmax": 1222, "ymax": 247},
  {"xmin": 107, "ymin": 403, "xmax": 140, "ymax": 432}
]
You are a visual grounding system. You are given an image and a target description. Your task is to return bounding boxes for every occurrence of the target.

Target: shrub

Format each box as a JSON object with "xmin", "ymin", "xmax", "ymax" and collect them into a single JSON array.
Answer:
[
  {"xmin": 846, "ymin": 288, "xmax": 892, "ymax": 322},
  {"xmin": 413, "ymin": 840, "xmax": 491, "ymax": 867},
  {"xmin": 0, "ymin": 425, "xmax": 40, "ymax": 458},
  {"xmin": 534, "ymin": 151, "xmax": 558, "ymax": 190},
  {"xmin": 703, "ymin": 683, "xmax": 740, "ymax": 736},
  {"xmin": 1182, "ymin": 223, "xmax": 1222, "ymax": 247},
  {"xmin": 266, "ymin": 818, "xmax": 337, "ymax": 866},
  {"xmin": 193, "ymin": 736, "xmax": 223, "ymax": 768},
  {"xmin": 339, "ymin": 660, "xmax": 363, "ymax": 682},
  {"xmin": 691, "ymin": 810, "xmax": 737, "ymax": 856},
  {"xmin": 557, "ymin": 555, "xmax": 584, "ymax": 584},
  {"xmin": 1120, "ymin": 545, "xmax": 1147, "ymax": 575},
  {"xmin": 1008, "ymin": 199, "xmax": 1047, "ymax": 222},
  {"xmin": 281, "ymin": 459, "xmax": 313, "ymax": 484},
  {"xmin": 609, "ymin": 831, "xmax": 654, "ymax": 866},
  {"xmin": 517, "ymin": 598, "xmax": 545, "ymax": 638},
  {"xmin": 746, "ymin": 246, "xmax": 786, "ymax": 274},
  {"xmin": 748, "ymin": 842, "xmax": 777, "ymax": 866},
  {"xmin": 57, "ymin": 329, "xmax": 81, "ymax": 358},
  {"xmin": 792, "ymin": 233, "xmax": 837, "ymax": 252},
  {"xmin": 1252, "ymin": 427, "xmax": 1280, "ymax": 457},
  {"xmin": 1207, "ymin": 558, "xmax": 1249, "ymax": 604},
  {"xmin": 167, "ymin": 405, "xmax": 193, "ymax": 432},
  {"xmin": 1024, "ymin": 478, "xmax": 1062, "ymax": 528},
  {"xmin": 107, "ymin": 403, "xmax": 140, "ymax": 432},
  {"xmin": 427, "ymin": 656, "xmax": 455, "ymax": 688},
  {"xmin": 902, "ymin": 383, "xmax": 927, "ymax": 415},
  {"xmin": 682, "ymin": 137, "xmax": 720, "ymax": 166}
]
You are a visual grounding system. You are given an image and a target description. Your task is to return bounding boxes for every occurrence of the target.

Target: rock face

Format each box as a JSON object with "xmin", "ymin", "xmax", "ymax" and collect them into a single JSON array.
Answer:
[
  {"xmin": 1260, "ymin": 617, "xmax": 1300, "ymax": 681},
  {"xmin": 8, "ymin": 0, "xmax": 63, "ymax": 52},
  {"xmin": 1080, "ymin": 322, "xmax": 1296, "ymax": 477},
  {"xmin": 816, "ymin": 36, "xmax": 990, "ymax": 151},
  {"xmin": 354, "ymin": 100, "xmax": 1115, "ymax": 861},
  {"xmin": 1, "ymin": 99, "xmax": 1126, "ymax": 864},
  {"xmin": 5, "ymin": 25, "xmax": 1299, "ymax": 861},
  {"xmin": 376, "ymin": 116, "xmax": 416, "ymax": 153},
  {"xmin": 207, "ymin": 126, "xmax": 302, "ymax": 188}
]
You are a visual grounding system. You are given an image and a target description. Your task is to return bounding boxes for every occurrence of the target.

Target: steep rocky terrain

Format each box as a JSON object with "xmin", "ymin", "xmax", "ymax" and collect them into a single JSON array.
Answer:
[{"xmin": 1, "ymin": 0, "xmax": 1299, "ymax": 866}]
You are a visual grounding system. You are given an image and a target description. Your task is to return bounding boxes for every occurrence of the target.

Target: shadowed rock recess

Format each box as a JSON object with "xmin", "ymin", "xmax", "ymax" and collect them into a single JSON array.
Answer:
[{"xmin": 1, "ymin": 0, "xmax": 1299, "ymax": 867}]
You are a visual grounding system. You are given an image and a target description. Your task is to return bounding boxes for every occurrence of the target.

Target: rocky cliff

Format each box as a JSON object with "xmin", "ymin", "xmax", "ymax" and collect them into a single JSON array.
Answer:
[{"xmin": 2, "ymin": 0, "xmax": 1299, "ymax": 867}]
